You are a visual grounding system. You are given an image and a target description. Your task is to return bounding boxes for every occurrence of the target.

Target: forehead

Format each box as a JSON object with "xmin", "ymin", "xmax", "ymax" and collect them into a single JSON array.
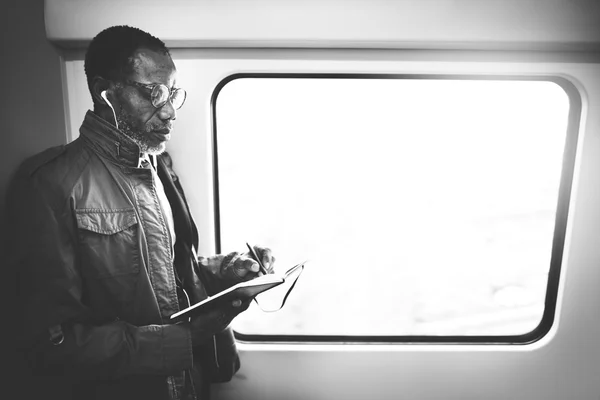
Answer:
[{"xmin": 129, "ymin": 48, "xmax": 176, "ymax": 85}]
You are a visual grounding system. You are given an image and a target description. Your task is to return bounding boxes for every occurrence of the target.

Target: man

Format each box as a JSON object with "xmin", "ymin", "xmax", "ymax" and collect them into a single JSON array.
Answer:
[{"xmin": 6, "ymin": 25, "xmax": 274, "ymax": 400}]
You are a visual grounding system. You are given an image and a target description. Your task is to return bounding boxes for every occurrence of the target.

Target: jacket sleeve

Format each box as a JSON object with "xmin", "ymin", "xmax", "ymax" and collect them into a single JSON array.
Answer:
[
  {"xmin": 194, "ymin": 328, "xmax": 241, "ymax": 383},
  {"xmin": 7, "ymin": 166, "xmax": 193, "ymax": 380}
]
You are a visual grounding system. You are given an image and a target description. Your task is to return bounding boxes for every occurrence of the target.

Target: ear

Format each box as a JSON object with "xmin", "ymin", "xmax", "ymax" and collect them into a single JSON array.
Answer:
[{"xmin": 91, "ymin": 76, "xmax": 113, "ymax": 106}]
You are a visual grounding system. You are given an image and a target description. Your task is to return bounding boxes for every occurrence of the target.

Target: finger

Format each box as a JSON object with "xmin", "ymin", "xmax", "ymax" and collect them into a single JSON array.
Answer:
[
  {"xmin": 234, "ymin": 256, "xmax": 259, "ymax": 276},
  {"xmin": 221, "ymin": 252, "xmax": 244, "ymax": 279},
  {"xmin": 230, "ymin": 299, "xmax": 251, "ymax": 314},
  {"xmin": 267, "ymin": 255, "xmax": 276, "ymax": 273},
  {"xmin": 255, "ymin": 246, "xmax": 274, "ymax": 270},
  {"xmin": 240, "ymin": 299, "xmax": 251, "ymax": 312}
]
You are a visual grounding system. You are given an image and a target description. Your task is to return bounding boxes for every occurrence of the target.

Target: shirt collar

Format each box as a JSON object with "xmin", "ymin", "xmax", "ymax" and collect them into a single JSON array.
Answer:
[
  {"xmin": 79, "ymin": 110, "xmax": 147, "ymax": 168},
  {"xmin": 139, "ymin": 153, "xmax": 158, "ymax": 170}
]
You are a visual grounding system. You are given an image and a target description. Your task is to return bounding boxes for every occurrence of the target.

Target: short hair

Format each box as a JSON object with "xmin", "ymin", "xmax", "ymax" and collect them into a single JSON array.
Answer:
[{"xmin": 84, "ymin": 25, "xmax": 171, "ymax": 104}]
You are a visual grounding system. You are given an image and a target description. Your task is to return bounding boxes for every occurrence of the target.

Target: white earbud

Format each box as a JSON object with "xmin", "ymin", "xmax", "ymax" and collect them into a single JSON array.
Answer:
[{"xmin": 101, "ymin": 90, "xmax": 119, "ymax": 129}]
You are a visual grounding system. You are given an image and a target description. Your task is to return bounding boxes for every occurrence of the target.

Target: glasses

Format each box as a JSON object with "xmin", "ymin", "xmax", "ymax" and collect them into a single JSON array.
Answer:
[{"xmin": 123, "ymin": 79, "xmax": 187, "ymax": 110}]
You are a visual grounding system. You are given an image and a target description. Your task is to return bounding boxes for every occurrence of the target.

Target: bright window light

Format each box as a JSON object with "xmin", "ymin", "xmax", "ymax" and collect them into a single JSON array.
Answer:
[{"xmin": 214, "ymin": 76, "xmax": 571, "ymax": 338}]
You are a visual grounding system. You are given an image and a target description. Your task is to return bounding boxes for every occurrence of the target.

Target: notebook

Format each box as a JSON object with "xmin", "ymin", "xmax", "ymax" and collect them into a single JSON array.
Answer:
[{"xmin": 170, "ymin": 262, "xmax": 305, "ymax": 320}]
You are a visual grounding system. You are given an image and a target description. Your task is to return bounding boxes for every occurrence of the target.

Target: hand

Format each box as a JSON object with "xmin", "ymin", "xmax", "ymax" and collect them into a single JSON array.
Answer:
[
  {"xmin": 220, "ymin": 245, "xmax": 276, "ymax": 283},
  {"xmin": 249, "ymin": 245, "xmax": 276, "ymax": 276},
  {"xmin": 189, "ymin": 298, "xmax": 251, "ymax": 347}
]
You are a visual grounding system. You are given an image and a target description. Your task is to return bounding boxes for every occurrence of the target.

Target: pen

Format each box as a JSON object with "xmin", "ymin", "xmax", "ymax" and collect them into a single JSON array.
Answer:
[{"xmin": 246, "ymin": 242, "xmax": 269, "ymax": 275}]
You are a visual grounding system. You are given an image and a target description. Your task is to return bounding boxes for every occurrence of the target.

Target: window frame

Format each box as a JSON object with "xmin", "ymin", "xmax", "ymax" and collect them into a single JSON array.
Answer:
[{"xmin": 210, "ymin": 73, "xmax": 581, "ymax": 345}]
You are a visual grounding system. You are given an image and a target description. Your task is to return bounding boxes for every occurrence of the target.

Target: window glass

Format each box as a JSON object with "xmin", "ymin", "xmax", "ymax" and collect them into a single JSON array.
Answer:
[{"xmin": 214, "ymin": 76, "xmax": 571, "ymax": 338}]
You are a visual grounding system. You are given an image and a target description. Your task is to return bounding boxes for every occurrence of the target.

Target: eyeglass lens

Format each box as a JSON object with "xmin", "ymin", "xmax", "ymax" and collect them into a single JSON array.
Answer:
[{"xmin": 151, "ymin": 84, "xmax": 186, "ymax": 109}]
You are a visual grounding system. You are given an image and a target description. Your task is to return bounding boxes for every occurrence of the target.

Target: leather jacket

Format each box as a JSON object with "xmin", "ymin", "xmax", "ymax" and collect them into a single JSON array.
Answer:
[{"xmin": 7, "ymin": 111, "xmax": 239, "ymax": 400}]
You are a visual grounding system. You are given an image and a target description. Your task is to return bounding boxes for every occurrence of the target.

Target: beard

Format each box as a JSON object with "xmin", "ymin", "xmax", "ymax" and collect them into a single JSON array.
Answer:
[{"xmin": 116, "ymin": 109, "xmax": 170, "ymax": 156}]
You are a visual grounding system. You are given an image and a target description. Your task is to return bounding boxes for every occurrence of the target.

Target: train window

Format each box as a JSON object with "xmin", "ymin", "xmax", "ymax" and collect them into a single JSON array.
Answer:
[{"xmin": 213, "ymin": 75, "xmax": 577, "ymax": 342}]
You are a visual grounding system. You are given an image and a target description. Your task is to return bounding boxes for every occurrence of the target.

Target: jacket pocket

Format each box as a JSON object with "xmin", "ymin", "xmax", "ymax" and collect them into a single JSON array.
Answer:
[{"xmin": 76, "ymin": 208, "xmax": 140, "ymax": 278}]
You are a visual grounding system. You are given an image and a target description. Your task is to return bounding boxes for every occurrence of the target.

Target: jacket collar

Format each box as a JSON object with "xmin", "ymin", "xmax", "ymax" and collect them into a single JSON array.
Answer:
[{"xmin": 79, "ymin": 110, "xmax": 146, "ymax": 168}]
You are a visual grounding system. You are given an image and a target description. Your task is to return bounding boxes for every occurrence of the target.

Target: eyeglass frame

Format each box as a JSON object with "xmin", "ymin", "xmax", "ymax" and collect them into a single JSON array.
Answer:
[{"xmin": 121, "ymin": 79, "xmax": 187, "ymax": 110}]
